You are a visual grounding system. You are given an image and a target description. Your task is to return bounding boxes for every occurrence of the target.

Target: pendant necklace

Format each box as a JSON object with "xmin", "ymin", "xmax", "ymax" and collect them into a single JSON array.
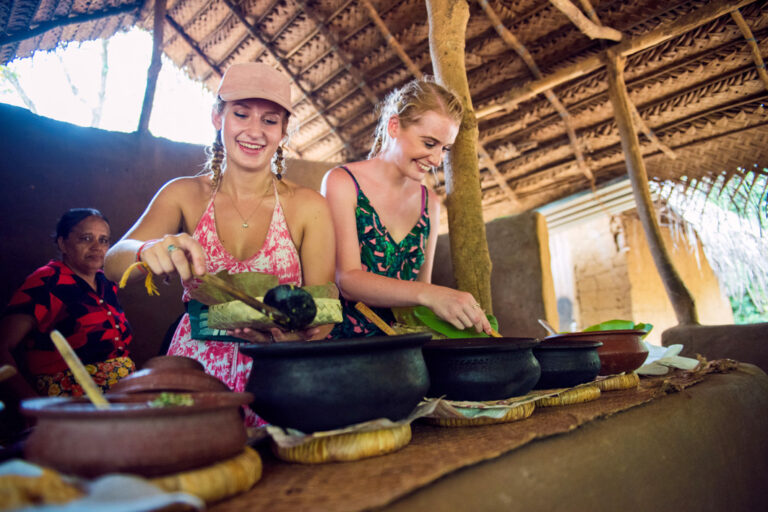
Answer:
[{"xmin": 229, "ymin": 177, "xmax": 274, "ymax": 229}]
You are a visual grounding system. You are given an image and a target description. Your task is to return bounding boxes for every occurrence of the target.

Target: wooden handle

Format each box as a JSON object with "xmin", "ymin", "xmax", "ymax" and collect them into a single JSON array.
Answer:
[
  {"xmin": 49, "ymin": 330, "xmax": 110, "ymax": 409},
  {"xmin": 200, "ymin": 274, "xmax": 290, "ymax": 325},
  {"xmin": 0, "ymin": 364, "xmax": 18, "ymax": 383},
  {"xmin": 355, "ymin": 303, "xmax": 398, "ymax": 336}
]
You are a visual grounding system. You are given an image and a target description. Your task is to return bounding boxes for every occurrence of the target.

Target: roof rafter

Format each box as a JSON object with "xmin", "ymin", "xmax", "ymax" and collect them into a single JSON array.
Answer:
[{"xmin": 221, "ymin": 0, "xmax": 359, "ymax": 160}]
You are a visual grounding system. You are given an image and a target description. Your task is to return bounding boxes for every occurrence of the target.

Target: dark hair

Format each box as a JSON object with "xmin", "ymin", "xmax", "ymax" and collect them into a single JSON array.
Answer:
[{"xmin": 55, "ymin": 208, "xmax": 110, "ymax": 240}]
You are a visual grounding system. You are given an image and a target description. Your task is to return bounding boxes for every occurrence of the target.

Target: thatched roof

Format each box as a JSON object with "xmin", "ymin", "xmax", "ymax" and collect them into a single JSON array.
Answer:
[{"xmin": 2, "ymin": 0, "xmax": 767, "ymax": 216}]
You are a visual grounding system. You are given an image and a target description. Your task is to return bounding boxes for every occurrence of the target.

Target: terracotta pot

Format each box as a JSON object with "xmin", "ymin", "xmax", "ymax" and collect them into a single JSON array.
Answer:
[
  {"xmin": 108, "ymin": 367, "xmax": 229, "ymax": 394},
  {"xmin": 142, "ymin": 355, "xmax": 205, "ymax": 372},
  {"xmin": 422, "ymin": 338, "xmax": 541, "ymax": 401},
  {"xmin": 533, "ymin": 341, "xmax": 602, "ymax": 389},
  {"xmin": 544, "ymin": 330, "xmax": 649, "ymax": 375},
  {"xmin": 21, "ymin": 391, "xmax": 252, "ymax": 478},
  {"xmin": 239, "ymin": 333, "xmax": 431, "ymax": 433}
]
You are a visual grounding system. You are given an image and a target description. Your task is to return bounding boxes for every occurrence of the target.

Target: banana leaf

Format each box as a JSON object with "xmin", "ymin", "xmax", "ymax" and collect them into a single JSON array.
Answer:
[
  {"xmin": 582, "ymin": 319, "xmax": 653, "ymax": 338},
  {"xmin": 407, "ymin": 306, "xmax": 499, "ymax": 339}
]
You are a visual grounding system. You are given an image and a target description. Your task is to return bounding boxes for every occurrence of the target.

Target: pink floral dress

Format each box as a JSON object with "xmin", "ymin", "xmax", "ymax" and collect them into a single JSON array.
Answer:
[{"xmin": 167, "ymin": 184, "xmax": 302, "ymax": 426}]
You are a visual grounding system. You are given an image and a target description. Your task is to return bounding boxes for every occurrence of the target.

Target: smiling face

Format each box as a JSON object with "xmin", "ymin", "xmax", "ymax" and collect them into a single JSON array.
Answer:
[
  {"xmin": 212, "ymin": 98, "xmax": 288, "ymax": 173},
  {"xmin": 387, "ymin": 110, "xmax": 460, "ymax": 181},
  {"xmin": 58, "ymin": 216, "xmax": 111, "ymax": 278}
]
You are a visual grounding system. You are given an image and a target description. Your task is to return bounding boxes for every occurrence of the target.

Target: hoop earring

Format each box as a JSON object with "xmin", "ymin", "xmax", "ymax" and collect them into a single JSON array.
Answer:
[{"xmin": 274, "ymin": 145, "xmax": 285, "ymax": 180}]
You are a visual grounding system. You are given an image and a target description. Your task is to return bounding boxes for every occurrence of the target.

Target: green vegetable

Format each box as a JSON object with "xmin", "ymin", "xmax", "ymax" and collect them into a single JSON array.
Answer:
[
  {"xmin": 411, "ymin": 306, "xmax": 499, "ymax": 338},
  {"xmin": 148, "ymin": 392, "xmax": 194, "ymax": 408},
  {"xmin": 264, "ymin": 284, "xmax": 317, "ymax": 330},
  {"xmin": 582, "ymin": 319, "xmax": 653, "ymax": 338}
]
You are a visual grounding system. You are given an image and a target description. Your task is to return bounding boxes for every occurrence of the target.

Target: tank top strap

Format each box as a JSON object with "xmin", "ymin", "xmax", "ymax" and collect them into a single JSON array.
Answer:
[
  {"xmin": 339, "ymin": 166, "xmax": 361, "ymax": 194},
  {"xmin": 421, "ymin": 185, "xmax": 428, "ymax": 217}
]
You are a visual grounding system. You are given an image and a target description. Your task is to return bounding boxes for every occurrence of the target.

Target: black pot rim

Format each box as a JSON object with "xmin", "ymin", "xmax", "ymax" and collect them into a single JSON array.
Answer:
[
  {"xmin": 544, "ymin": 329, "xmax": 646, "ymax": 341},
  {"xmin": 239, "ymin": 332, "xmax": 432, "ymax": 357},
  {"xmin": 423, "ymin": 337, "xmax": 538, "ymax": 352},
  {"xmin": 535, "ymin": 340, "xmax": 603, "ymax": 350}
]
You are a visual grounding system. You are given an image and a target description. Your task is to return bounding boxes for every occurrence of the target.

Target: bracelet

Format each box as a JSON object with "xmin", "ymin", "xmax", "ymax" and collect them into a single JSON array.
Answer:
[{"xmin": 136, "ymin": 239, "xmax": 159, "ymax": 262}]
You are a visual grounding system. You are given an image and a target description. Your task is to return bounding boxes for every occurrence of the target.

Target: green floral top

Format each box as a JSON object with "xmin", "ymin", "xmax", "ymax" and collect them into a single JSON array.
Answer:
[{"xmin": 329, "ymin": 167, "xmax": 430, "ymax": 338}]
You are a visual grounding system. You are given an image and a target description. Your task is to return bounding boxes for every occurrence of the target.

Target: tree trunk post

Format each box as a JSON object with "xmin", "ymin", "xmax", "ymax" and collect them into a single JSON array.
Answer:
[
  {"xmin": 426, "ymin": 0, "xmax": 493, "ymax": 313},
  {"xmin": 605, "ymin": 51, "xmax": 699, "ymax": 325},
  {"xmin": 138, "ymin": 0, "xmax": 166, "ymax": 133}
]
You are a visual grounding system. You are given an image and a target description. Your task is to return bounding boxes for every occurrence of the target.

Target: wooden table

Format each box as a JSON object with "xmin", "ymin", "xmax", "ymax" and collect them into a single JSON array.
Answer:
[{"xmin": 212, "ymin": 364, "xmax": 768, "ymax": 512}]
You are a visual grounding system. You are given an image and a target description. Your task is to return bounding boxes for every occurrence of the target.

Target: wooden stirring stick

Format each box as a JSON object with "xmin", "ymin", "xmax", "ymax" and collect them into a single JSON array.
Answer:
[
  {"xmin": 357, "ymin": 302, "xmax": 502, "ymax": 338},
  {"xmin": 200, "ymin": 273, "xmax": 291, "ymax": 326},
  {"xmin": 355, "ymin": 302, "xmax": 398, "ymax": 336},
  {"xmin": 49, "ymin": 330, "xmax": 110, "ymax": 409}
]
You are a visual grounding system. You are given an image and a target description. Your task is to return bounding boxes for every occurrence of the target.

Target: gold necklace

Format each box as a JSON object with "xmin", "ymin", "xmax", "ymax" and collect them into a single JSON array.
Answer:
[{"xmin": 229, "ymin": 177, "xmax": 274, "ymax": 229}]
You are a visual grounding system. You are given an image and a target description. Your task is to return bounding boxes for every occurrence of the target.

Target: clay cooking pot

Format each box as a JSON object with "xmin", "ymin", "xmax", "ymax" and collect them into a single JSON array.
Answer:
[
  {"xmin": 239, "ymin": 333, "xmax": 431, "ymax": 433},
  {"xmin": 544, "ymin": 330, "xmax": 649, "ymax": 375},
  {"xmin": 533, "ymin": 341, "xmax": 602, "ymax": 389},
  {"xmin": 21, "ymin": 391, "xmax": 252, "ymax": 478},
  {"xmin": 422, "ymin": 337, "xmax": 541, "ymax": 401}
]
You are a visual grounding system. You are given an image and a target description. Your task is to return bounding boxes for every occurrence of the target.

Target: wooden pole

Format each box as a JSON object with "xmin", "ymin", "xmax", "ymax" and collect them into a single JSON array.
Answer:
[
  {"xmin": 477, "ymin": 0, "xmax": 757, "ymax": 119},
  {"xmin": 731, "ymin": 9, "xmax": 768, "ymax": 92},
  {"xmin": 549, "ymin": 0, "xmax": 622, "ymax": 41},
  {"xmin": 605, "ymin": 51, "xmax": 699, "ymax": 325},
  {"xmin": 138, "ymin": 0, "xmax": 166, "ymax": 133},
  {"xmin": 427, "ymin": 0, "xmax": 494, "ymax": 313}
]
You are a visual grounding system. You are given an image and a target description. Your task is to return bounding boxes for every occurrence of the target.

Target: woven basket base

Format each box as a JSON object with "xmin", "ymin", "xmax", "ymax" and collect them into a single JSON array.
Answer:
[
  {"xmin": 597, "ymin": 372, "xmax": 640, "ymax": 391},
  {"xmin": 273, "ymin": 424, "xmax": 412, "ymax": 464},
  {"xmin": 536, "ymin": 385, "xmax": 601, "ymax": 407},
  {"xmin": 151, "ymin": 447, "xmax": 262, "ymax": 504},
  {"xmin": 423, "ymin": 401, "xmax": 536, "ymax": 427}
]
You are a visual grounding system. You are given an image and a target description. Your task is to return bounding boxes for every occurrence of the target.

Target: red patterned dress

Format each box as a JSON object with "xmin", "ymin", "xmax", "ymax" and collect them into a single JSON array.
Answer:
[{"xmin": 167, "ymin": 184, "xmax": 302, "ymax": 426}]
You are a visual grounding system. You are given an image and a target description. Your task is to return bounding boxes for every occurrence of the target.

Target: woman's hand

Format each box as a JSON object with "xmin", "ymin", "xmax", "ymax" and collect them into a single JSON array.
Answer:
[
  {"xmin": 138, "ymin": 234, "xmax": 207, "ymax": 283},
  {"xmin": 228, "ymin": 326, "xmax": 321, "ymax": 343},
  {"xmin": 420, "ymin": 285, "xmax": 492, "ymax": 334}
]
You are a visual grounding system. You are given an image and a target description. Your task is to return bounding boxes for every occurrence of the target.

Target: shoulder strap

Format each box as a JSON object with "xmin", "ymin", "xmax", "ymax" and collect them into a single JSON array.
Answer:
[
  {"xmin": 339, "ymin": 165, "xmax": 360, "ymax": 193},
  {"xmin": 421, "ymin": 185, "xmax": 428, "ymax": 216}
]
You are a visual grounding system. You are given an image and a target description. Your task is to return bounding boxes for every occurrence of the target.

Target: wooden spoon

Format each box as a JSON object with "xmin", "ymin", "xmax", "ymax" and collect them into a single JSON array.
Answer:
[
  {"xmin": 355, "ymin": 302, "xmax": 398, "ymax": 335},
  {"xmin": 49, "ymin": 330, "xmax": 110, "ymax": 409}
]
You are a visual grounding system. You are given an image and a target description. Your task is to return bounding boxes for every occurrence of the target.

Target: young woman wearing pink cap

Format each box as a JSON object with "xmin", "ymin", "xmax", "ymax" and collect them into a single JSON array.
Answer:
[
  {"xmin": 105, "ymin": 63, "xmax": 335, "ymax": 425},
  {"xmin": 322, "ymin": 78, "xmax": 491, "ymax": 338}
]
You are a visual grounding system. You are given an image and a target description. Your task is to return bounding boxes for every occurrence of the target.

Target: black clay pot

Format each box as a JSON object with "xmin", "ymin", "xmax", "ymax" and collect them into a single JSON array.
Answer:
[
  {"xmin": 421, "ymin": 338, "xmax": 541, "ymax": 401},
  {"xmin": 239, "ymin": 333, "xmax": 431, "ymax": 433},
  {"xmin": 533, "ymin": 341, "xmax": 602, "ymax": 389}
]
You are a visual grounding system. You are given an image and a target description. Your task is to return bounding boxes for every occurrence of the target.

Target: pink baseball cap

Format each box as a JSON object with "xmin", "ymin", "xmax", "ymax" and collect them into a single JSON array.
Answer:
[{"xmin": 216, "ymin": 62, "xmax": 293, "ymax": 114}]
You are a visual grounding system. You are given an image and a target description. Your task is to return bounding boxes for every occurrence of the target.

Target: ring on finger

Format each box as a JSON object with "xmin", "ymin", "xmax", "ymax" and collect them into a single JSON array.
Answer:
[
  {"xmin": 167, "ymin": 244, "xmax": 178, "ymax": 253},
  {"xmin": 472, "ymin": 303, "xmax": 482, "ymax": 309}
]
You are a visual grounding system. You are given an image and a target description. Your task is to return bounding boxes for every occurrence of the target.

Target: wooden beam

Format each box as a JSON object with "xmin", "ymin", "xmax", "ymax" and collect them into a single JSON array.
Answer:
[
  {"xmin": 549, "ymin": 0, "xmax": 622, "ymax": 41},
  {"xmin": 221, "ymin": 0, "xmax": 357, "ymax": 158},
  {"xmin": 0, "ymin": 3, "xmax": 141, "ymax": 46},
  {"xmin": 478, "ymin": 0, "xmax": 593, "ymax": 182},
  {"xmin": 359, "ymin": 0, "xmax": 423, "ymax": 78},
  {"xmin": 164, "ymin": 14, "xmax": 222, "ymax": 77},
  {"xmin": 605, "ymin": 51, "xmax": 698, "ymax": 325},
  {"xmin": 138, "ymin": 0, "xmax": 166, "ymax": 133},
  {"xmin": 731, "ymin": 9, "xmax": 768, "ymax": 92},
  {"xmin": 477, "ymin": 0, "xmax": 758, "ymax": 119}
]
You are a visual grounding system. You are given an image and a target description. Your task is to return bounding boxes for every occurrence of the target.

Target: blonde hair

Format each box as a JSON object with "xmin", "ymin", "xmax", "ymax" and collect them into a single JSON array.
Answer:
[
  {"xmin": 203, "ymin": 97, "xmax": 291, "ymax": 193},
  {"xmin": 368, "ymin": 77, "xmax": 464, "ymax": 159}
]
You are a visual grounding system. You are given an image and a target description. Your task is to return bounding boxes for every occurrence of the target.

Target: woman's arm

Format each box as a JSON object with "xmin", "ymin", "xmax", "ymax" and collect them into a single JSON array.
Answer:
[
  {"xmin": 104, "ymin": 178, "xmax": 207, "ymax": 283},
  {"xmin": 0, "ymin": 314, "xmax": 39, "ymax": 399},
  {"xmin": 322, "ymin": 168, "xmax": 490, "ymax": 333}
]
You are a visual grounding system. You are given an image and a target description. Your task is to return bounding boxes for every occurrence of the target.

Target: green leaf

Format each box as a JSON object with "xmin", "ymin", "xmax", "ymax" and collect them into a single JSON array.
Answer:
[
  {"xmin": 582, "ymin": 319, "xmax": 653, "ymax": 338},
  {"xmin": 412, "ymin": 306, "xmax": 499, "ymax": 338}
]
